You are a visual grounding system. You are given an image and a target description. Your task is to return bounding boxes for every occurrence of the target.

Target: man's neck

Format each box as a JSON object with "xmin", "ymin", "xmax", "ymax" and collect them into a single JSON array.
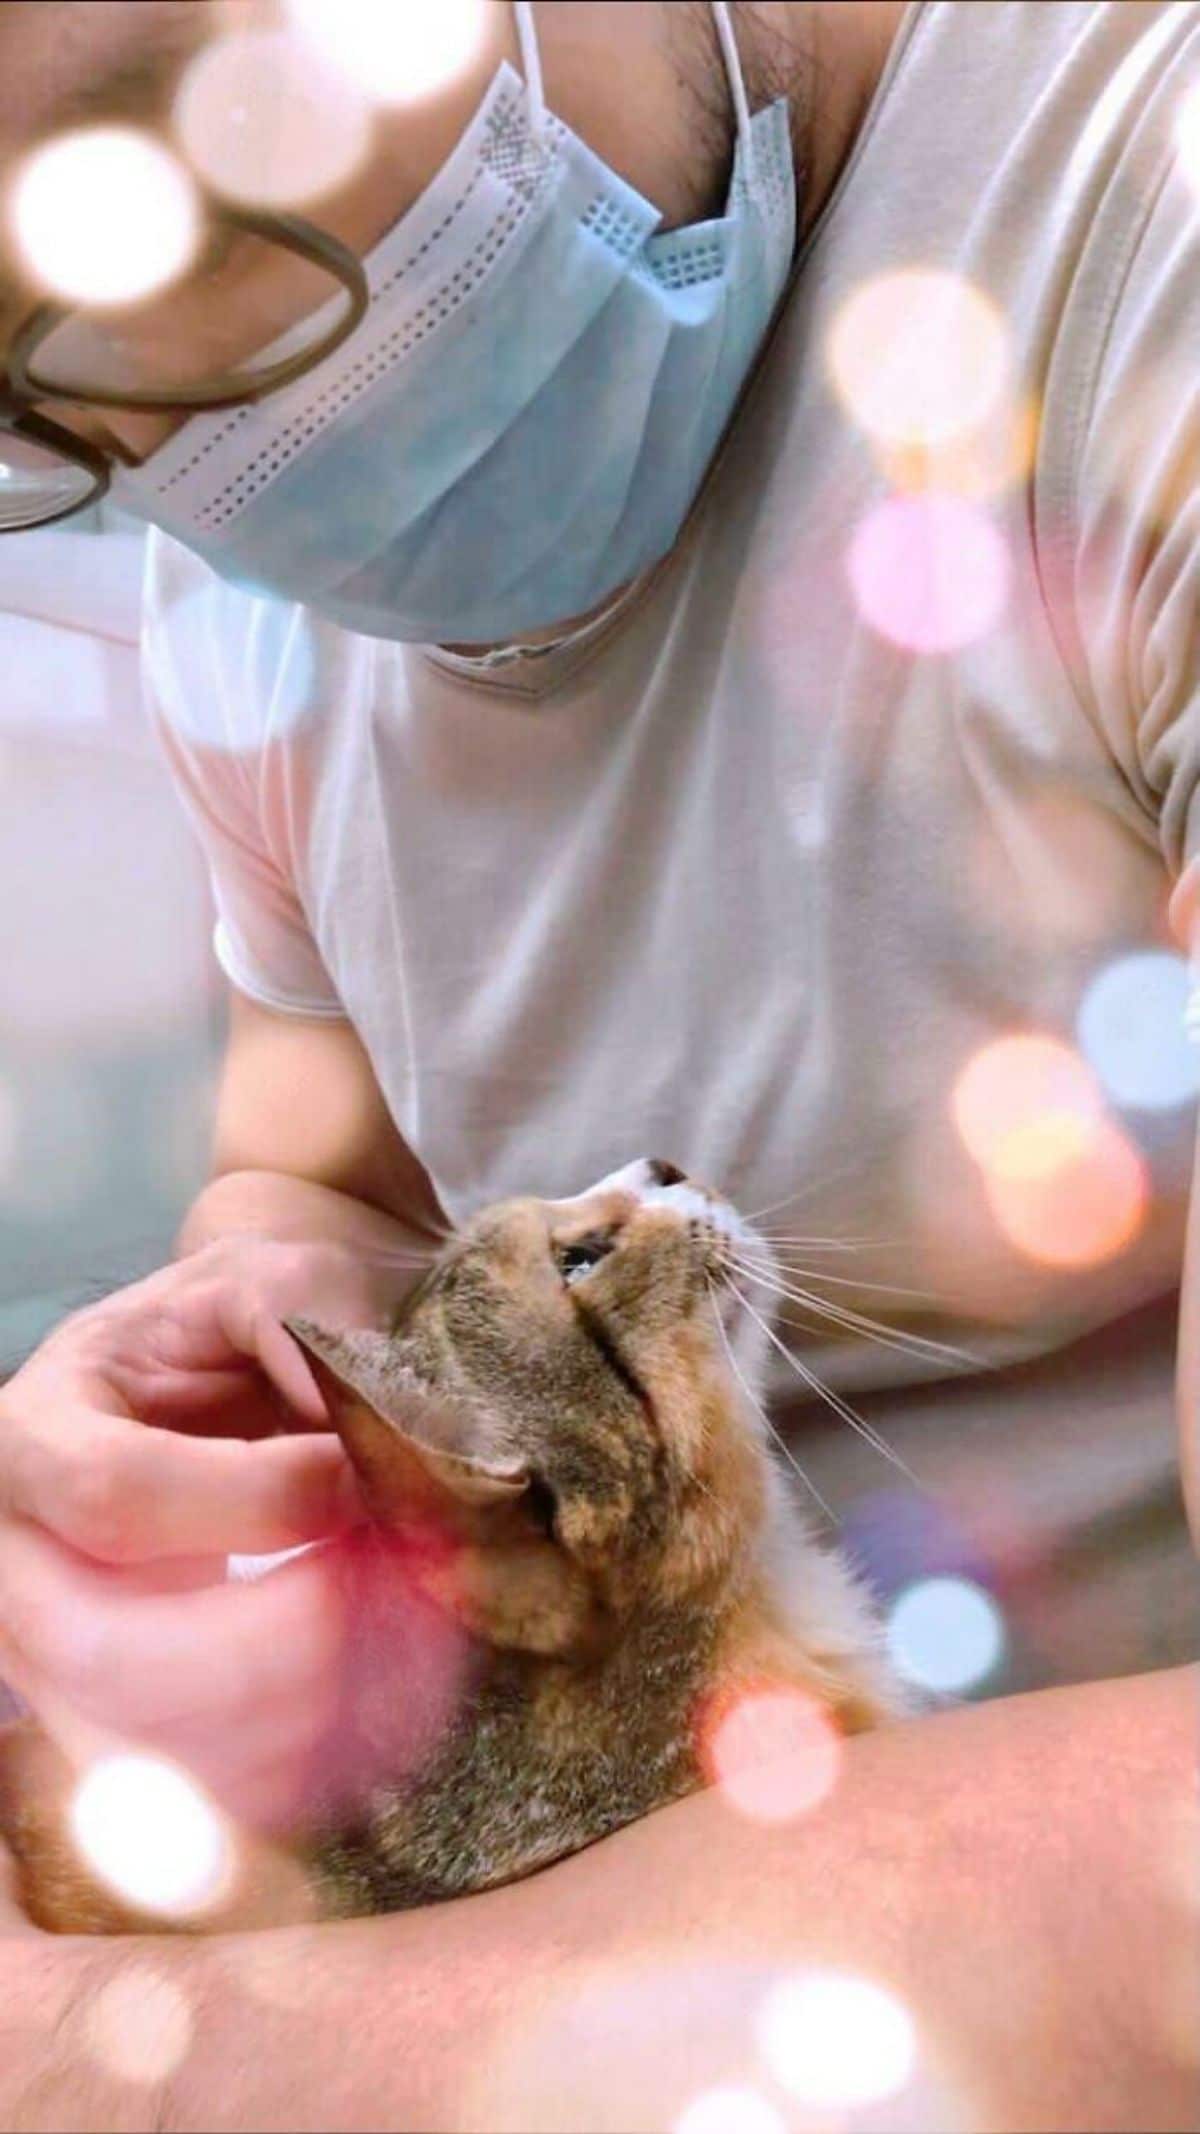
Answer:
[{"xmin": 765, "ymin": 0, "xmax": 912, "ymax": 238}]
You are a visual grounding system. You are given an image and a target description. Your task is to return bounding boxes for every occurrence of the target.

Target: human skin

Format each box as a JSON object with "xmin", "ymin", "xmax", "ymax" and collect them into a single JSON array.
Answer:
[
  {"xmin": 0, "ymin": 1666, "xmax": 1196, "ymax": 2134},
  {"xmin": 1177, "ymin": 1098, "xmax": 1200, "ymax": 1535}
]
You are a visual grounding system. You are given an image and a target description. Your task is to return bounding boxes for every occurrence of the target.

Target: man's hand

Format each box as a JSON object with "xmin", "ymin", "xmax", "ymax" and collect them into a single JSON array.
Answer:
[{"xmin": 0, "ymin": 1239, "xmax": 383, "ymax": 1832}]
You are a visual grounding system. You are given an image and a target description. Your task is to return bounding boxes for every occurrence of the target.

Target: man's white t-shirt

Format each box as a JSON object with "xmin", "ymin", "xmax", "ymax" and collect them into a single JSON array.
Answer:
[{"xmin": 144, "ymin": 0, "xmax": 1199, "ymax": 1429}]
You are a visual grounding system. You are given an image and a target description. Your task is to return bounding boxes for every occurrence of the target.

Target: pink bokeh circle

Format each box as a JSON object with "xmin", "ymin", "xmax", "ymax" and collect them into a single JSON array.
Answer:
[{"xmin": 846, "ymin": 491, "xmax": 1011, "ymax": 655}]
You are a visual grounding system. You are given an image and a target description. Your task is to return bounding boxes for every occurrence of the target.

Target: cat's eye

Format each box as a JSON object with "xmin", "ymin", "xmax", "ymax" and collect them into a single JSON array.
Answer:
[
  {"xmin": 556, "ymin": 1233, "xmax": 614, "ymax": 1285},
  {"xmin": 526, "ymin": 1475, "xmax": 559, "ymax": 1541}
]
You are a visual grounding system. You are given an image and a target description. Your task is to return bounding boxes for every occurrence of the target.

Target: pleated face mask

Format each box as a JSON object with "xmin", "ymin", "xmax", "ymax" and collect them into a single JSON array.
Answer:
[{"xmin": 118, "ymin": 1, "xmax": 796, "ymax": 645}]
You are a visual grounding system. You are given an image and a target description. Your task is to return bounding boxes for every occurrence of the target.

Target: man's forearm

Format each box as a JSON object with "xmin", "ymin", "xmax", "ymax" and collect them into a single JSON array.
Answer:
[
  {"xmin": 176, "ymin": 1169, "xmax": 438, "ymax": 1317},
  {"xmin": 177, "ymin": 1166, "xmax": 433, "ymax": 1258},
  {"xmin": 0, "ymin": 1934, "xmax": 167, "ymax": 2134},
  {"xmin": 1178, "ymin": 1110, "xmax": 1200, "ymax": 1537},
  {"xmin": 10, "ymin": 1666, "xmax": 1194, "ymax": 2134}
]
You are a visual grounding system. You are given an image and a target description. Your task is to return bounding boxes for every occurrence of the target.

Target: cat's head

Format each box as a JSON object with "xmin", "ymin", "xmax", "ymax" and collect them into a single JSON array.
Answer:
[{"xmin": 287, "ymin": 1158, "xmax": 780, "ymax": 1657}]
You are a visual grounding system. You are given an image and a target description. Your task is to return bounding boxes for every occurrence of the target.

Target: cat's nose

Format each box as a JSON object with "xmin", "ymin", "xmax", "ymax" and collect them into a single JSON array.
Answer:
[
  {"xmin": 561, "ymin": 1157, "xmax": 691, "ymax": 1207},
  {"xmin": 644, "ymin": 1158, "xmax": 687, "ymax": 1187}
]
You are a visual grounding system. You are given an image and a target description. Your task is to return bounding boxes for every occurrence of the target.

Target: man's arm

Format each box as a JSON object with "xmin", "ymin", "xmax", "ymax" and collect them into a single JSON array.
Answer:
[
  {"xmin": 4, "ymin": 1666, "xmax": 1195, "ymax": 2134},
  {"xmin": 176, "ymin": 991, "xmax": 445, "ymax": 1295},
  {"xmin": 1176, "ymin": 1020, "xmax": 1200, "ymax": 1541}
]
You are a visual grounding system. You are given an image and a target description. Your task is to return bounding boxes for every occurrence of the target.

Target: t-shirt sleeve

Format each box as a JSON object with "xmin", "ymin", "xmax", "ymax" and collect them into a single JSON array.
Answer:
[
  {"xmin": 1068, "ymin": 142, "xmax": 1200, "ymax": 981},
  {"xmin": 140, "ymin": 529, "xmax": 345, "ymax": 1018}
]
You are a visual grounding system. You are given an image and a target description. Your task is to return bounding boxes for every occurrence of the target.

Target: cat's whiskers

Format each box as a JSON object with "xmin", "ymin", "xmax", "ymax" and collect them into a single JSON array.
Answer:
[
  {"xmin": 736, "ymin": 1237, "xmax": 916, "ymax": 1287},
  {"xmin": 706, "ymin": 1277, "xmax": 838, "ymax": 1528},
  {"xmin": 720, "ymin": 1272, "xmax": 922, "ymax": 1488},
  {"xmin": 741, "ymin": 1260, "xmax": 950, "ymax": 1308},
  {"xmin": 723, "ymin": 1253, "xmax": 980, "ymax": 1372},
  {"xmin": 738, "ymin": 1154, "xmax": 871, "ymax": 1227}
]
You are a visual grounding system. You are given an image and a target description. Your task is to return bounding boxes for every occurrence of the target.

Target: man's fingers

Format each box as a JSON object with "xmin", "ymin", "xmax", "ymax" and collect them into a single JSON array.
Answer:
[
  {"xmin": 98, "ymin": 1286, "xmax": 331, "ymax": 1433},
  {"xmin": 0, "ymin": 1523, "xmax": 346, "ymax": 1733},
  {"xmin": 10, "ymin": 1419, "xmax": 364, "ymax": 1562},
  {"xmin": 216, "ymin": 1300, "xmax": 328, "ymax": 1428}
]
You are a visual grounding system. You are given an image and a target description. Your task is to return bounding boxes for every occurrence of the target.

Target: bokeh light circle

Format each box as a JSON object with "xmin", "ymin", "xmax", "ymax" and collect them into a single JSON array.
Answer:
[
  {"xmin": 174, "ymin": 29, "xmax": 373, "ymax": 208},
  {"xmin": 886, "ymin": 1575, "xmax": 1005, "ymax": 1693},
  {"xmin": 982, "ymin": 1113, "xmax": 1148, "ymax": 1268},
  {"xmin": 952, "ymin": 1033, "xmax": 1149, "ymax": 1266},
  {"xmin": 700, "ymin": 1685, "xmax": 841, "ymax": 1824},
  {"xmin": 846, "ymin": 492, "xmax": 1010, "ymax": 654},
  {"xmin": 828, "ymin": 268, "xmax": 1011, "ymax": 448},
  {"xmin": 951, "ymin": 1034, "xmax": 1105, "ymax": 1177},
  {"xmin": 757, "ymin": 1969, "xmax": 917, "ymax": 2108},
  {"xmin": 83, "ymin": 1964, "xmax": 194, "ymax": 2087},
  {"xmin": 8, "ymin": 127, "xmax": 201, "ymax": 305},
  {"xmin": 71, "ymin": 1754, "xmax": 233, "ymax": 1919},
  {"xmin": 879, "ymin": 393, "xmax": 1040, "ymax": 502},
  {"xmin": 1076, "ymin": 950, "xmax": 1200, "ymax": 1112},
  {"xmin": 286, "ymin": 0, "xmax": 488, "ymax": 107},
  {"xmin": 674, "ymin": 2083, "xmax": 787, "ymax": 2134}
]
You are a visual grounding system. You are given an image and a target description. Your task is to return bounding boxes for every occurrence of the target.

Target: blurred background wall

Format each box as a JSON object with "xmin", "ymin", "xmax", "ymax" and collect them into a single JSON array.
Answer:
[{"xmin": 0, "ymin": 507, "xmax": 225, "ymax": 1367}]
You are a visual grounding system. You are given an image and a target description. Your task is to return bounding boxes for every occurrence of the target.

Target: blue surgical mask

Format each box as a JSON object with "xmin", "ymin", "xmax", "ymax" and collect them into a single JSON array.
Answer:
[{"xmin": 118, "ymin": 1, "xmax": 795, "ymax": 645}]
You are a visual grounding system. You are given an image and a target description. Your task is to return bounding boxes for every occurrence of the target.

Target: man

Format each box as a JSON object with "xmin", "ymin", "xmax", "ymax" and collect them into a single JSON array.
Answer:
[{"xmin": 0, "ymin": 2, "xmax": 1196, "ymax": 2126}]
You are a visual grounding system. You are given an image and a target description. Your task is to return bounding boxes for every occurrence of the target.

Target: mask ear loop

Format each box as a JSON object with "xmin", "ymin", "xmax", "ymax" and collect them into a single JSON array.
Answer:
[
  {"xmin": 711, "ymin": 1, "xmax": 758, "ymax": 188},
  {"xmin": 512, "ymin": 2, "xmax": 548, "ymax": 150}
]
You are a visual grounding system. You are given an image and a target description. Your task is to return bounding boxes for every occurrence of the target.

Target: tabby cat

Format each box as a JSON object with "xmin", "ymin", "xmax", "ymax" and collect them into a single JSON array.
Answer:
[{"xmin": 1, "ymin": 1158, "xmax": 903, "ymax": 1930}]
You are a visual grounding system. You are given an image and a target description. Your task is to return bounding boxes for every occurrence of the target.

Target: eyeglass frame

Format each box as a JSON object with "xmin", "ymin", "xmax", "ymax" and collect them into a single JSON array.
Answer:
[{"xmin": 0, "ymin": 203, "xmax": 370, "ymax": 532}]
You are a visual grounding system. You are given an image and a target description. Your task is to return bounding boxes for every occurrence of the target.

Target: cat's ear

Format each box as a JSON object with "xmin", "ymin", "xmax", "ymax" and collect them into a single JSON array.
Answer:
[
  {"xmin": 286, "ymin": 1319, "xmax": 602, "ymax": 1657},
  {"xmin": 284, "ymin": 1317, "xmax": 528, "ymax": 1530}
]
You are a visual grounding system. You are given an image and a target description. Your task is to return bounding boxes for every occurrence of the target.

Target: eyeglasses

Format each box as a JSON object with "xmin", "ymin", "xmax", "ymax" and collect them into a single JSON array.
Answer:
[{"xmin": 0, "ymin": 204, "xmax": 369, "ymax": 532}]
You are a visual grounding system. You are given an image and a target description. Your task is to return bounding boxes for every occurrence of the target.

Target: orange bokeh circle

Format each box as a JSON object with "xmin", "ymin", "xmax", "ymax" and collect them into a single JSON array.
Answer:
[
  {"xmin": 982, "ymin": 1113, "xmax": 1148, "ymax": 1268},
  {"xmin": 952, "ymin": 1034, "xmax": 1105, "ymax": 1174}
]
